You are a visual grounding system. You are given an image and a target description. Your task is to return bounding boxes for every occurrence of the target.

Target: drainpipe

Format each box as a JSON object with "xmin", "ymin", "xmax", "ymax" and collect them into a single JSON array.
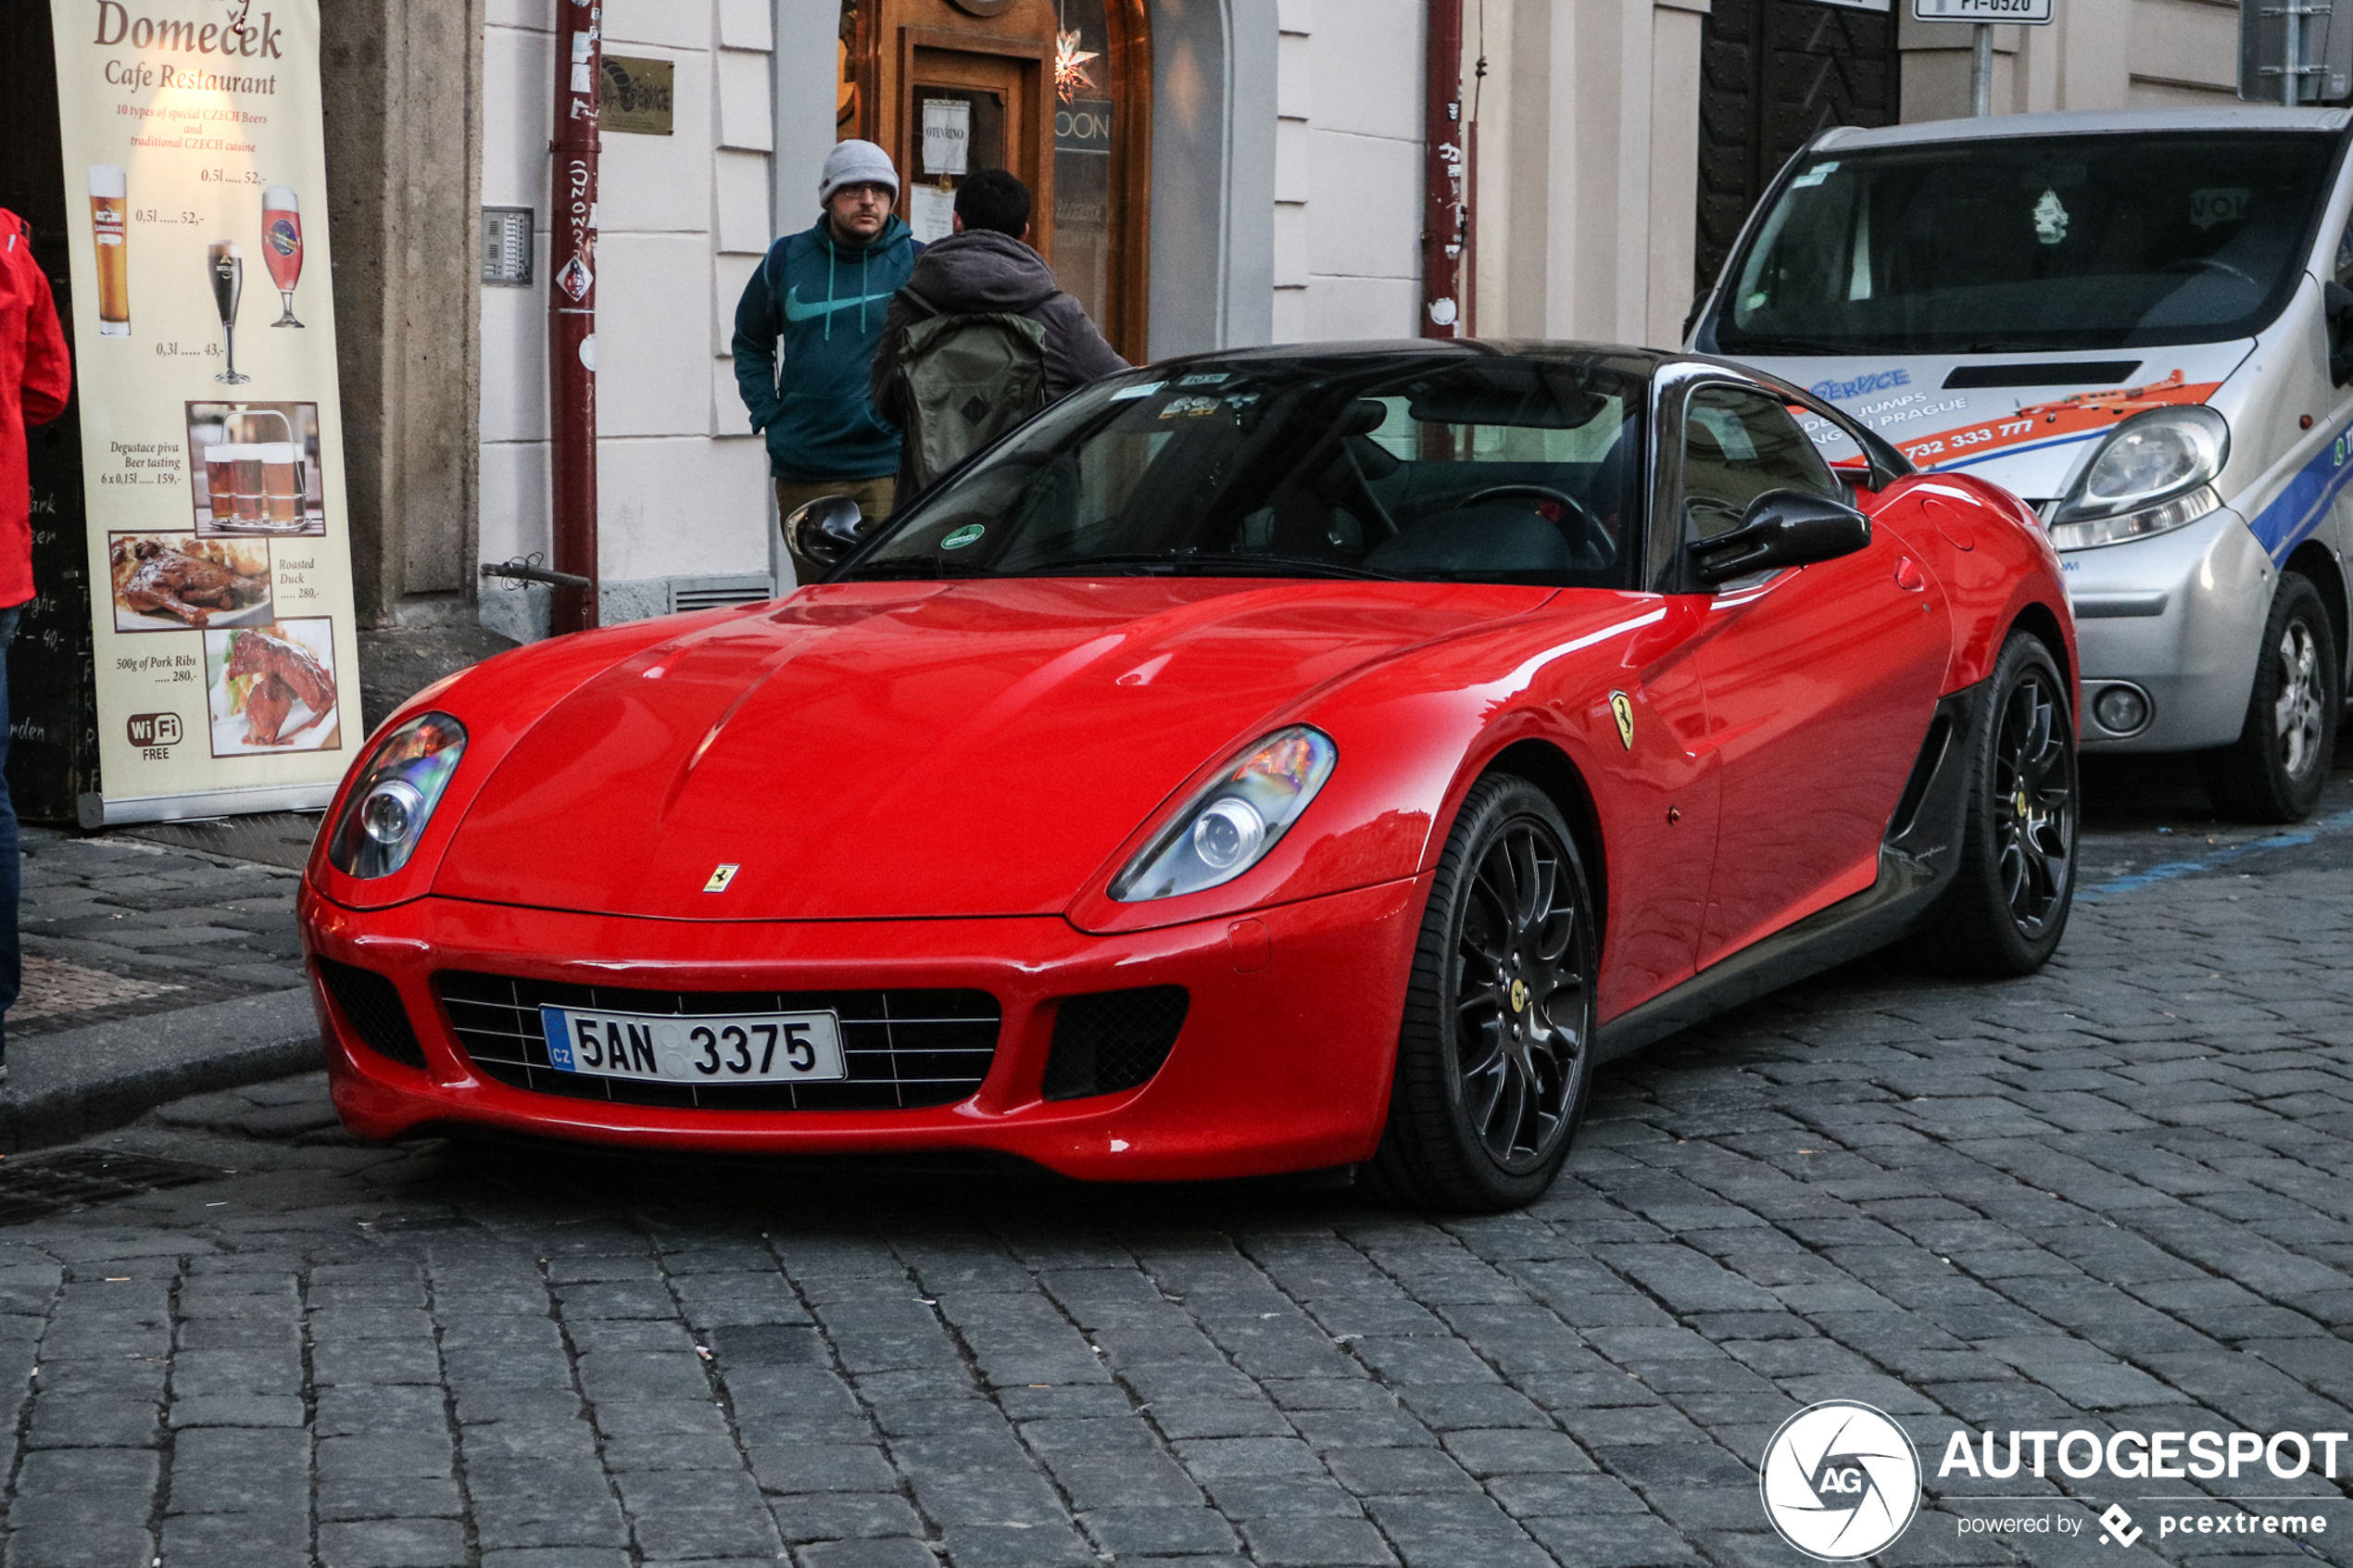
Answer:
[
  {"xmin": 549, "ymin": 0, "xmax": 602, "ymax": 632},
  {"xmin": 1422, "ymin": 0, "xmax": 1466, "ymax": 338}
]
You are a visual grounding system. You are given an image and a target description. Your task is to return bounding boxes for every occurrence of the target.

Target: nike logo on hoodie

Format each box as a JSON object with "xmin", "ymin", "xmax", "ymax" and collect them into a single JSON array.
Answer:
[{"xmin": 784, "ymin": 284, "xmax": 899, "ymax": 324}]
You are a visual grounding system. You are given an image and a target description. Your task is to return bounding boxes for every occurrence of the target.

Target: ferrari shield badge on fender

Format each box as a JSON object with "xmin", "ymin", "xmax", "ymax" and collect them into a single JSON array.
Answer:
[
  {"xmin": 703, "ymin": 864, "xmax": 740, "ymax": 893},
  {"xmin": 1609, "ymin": 692, "xmax": 1636, "ymax": 751}
]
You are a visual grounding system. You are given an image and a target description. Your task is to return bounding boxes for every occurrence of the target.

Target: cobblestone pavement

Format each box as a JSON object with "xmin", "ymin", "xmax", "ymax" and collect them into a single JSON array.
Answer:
[
  {"xmin": 13, "ymin": 825, "xmax": 307, "ymax": 1037},
  {"xmin": 0, "ymin": 760, "xmax": 2349, "ymax": 1568}
]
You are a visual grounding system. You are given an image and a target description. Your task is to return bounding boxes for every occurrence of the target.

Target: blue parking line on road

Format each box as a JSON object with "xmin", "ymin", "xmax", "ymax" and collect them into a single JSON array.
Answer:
[{"xmin": 2079, "ymin": 806, "xmax": 2353, "ymax": 902}]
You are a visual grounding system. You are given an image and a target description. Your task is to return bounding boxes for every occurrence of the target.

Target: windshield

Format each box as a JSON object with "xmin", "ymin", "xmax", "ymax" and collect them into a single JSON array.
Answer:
[
  {"xmin": 1714, "ymin": 132, "xmax": 2338, "ymax": 356},
  {"xmin": 846, "ymin": 355, "xmax": 1646, "ymax": 589}
]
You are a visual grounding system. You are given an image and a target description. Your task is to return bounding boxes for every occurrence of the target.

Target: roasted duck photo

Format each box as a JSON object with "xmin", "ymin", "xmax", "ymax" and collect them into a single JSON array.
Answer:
[
  {"xmin": 205, "ymin": 620, "xmax": 340, "ymax": 756},
  {"xmin": 110, "ymin": 534, "xmax": 272, "ymax": 631}
]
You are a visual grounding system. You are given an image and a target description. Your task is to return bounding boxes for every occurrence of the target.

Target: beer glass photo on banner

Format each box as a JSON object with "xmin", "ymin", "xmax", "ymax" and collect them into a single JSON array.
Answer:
[{"xmin": 46, "ymin": 0, "xmax": 362, "ymax": 825}]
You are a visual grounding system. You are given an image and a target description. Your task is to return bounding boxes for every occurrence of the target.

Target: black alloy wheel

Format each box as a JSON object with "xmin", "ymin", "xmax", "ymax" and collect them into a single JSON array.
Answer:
[
  {"xmin": 1371, "ymin": 774, "xmax": 1599, "ymax": 1211},
  {"xmin": 2201, "ymin": 573, "xmax": 2340, "ymax": 823},
  {"xmin": 1991, "ymin": 663, "xmax": 2075, "ymax": 939},
  {"xmin": 1910, "ymin": 632, "xmax": 2079, "ymax": 976}
]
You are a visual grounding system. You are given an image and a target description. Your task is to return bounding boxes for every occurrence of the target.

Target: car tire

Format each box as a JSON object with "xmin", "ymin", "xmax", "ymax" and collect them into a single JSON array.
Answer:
[
  {"xmin": 2199, "ymin": 573, "xmax": 2339, "ymax": 824},
  {"xmin": 1908, "ymin": 632, "xmax": 2078, "ymax": 978},
  {"xmin": 1368, "ymin": 774, "xmax": 1599, "ymax": 1213}
]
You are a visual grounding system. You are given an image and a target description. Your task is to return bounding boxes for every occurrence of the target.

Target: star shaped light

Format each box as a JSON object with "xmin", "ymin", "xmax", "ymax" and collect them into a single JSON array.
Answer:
[{"xmin": 1055, "ymin": 29, "xmax": 1099, "ymax": 103}]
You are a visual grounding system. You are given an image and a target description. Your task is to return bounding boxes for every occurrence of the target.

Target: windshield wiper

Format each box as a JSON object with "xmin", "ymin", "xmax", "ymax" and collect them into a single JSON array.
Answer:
[
  {"xmin": 1031, "ymin": 550, "xmax": 1401, "ymax": 581},
  {"xmin": 1714, "ymin": 332, "xmax": 1856, "ymax": 356},
  {"xmin": 835, "ymin": 558, "xmax": 998, "ymax": 581}
]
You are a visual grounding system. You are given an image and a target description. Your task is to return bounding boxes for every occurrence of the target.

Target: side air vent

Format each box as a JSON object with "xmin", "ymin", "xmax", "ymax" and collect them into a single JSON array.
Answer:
[
  {"xmin": 315, "ymin": 958, "xmax": 428, "ymax": 1071},
  {"xmin": 1042, "ymin": 986, "xmax": 1189, "ymax": 1101}
]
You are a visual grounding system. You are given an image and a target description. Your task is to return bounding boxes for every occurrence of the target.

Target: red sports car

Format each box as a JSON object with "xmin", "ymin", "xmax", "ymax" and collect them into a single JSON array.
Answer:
[{"xmin": 300, "ymin": 345, "xmax": 2077, "ymax": 1210}]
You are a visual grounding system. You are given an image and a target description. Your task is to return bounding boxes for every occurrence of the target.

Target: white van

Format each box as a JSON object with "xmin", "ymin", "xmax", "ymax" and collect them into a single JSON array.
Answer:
[{"xmin": 1692, "ymin": 107, "xmax": 2351, "ymax": 822}]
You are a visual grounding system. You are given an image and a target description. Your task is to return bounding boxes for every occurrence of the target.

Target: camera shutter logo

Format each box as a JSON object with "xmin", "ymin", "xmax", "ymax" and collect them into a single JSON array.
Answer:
[{"xmin": 1759, "ymin": 1400, "xmax": 1921, "ymax": 1560}]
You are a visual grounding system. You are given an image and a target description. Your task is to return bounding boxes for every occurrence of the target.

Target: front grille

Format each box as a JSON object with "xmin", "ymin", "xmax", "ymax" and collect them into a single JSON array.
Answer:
[
  {"xmin": 434, "ymin": 972, "xmax": 999, "ymax": 1111},
  {"xmin": 316, "ymin": 958, "xmax": 428, "ymax": 1070},
  {"xmin": 1042, "ymin": 986, "xmax": 1189, "ymax": 1101}
]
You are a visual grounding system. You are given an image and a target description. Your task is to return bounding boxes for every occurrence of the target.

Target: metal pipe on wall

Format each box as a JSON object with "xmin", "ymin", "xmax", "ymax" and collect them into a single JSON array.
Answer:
[
  {"xmin": 1421, "ymin": 0, "xmax": 1466, "ymax": 338},
  {"xmin": 549, "ymin": 0, "xmax": 601, "ymax": 632}
]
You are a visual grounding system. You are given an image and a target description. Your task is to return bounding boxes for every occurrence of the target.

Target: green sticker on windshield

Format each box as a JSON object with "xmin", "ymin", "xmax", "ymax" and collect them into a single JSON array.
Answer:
[{"xmin": 940, "ymin": 524, "xmax": 987, "ymax": 551}]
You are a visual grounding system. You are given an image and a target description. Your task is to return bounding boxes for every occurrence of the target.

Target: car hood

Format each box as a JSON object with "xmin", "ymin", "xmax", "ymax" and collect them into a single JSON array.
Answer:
[{"xmin": 432, "ymin": 577, "xmax": 1553, "ymax": 920}]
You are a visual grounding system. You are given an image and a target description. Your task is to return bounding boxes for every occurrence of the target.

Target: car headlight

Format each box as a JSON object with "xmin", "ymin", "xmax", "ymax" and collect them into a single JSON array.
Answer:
[
  {"xmin": 2050, "ymin": 406, "xmax": 2227, "ymax": 549},
  {"xmin": 327, "ymin": 713, "xmax": 467, "ymax": 878},
  {"xmin": 1111, "ymin": 726, "xmax": 1338, "ymax": 902}
]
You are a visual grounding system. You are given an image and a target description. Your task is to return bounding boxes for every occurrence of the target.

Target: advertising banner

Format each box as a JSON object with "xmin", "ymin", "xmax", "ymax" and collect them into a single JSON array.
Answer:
[{"xmin": 47, "ymin": 0, "xmax": 361, "ymax": 825}]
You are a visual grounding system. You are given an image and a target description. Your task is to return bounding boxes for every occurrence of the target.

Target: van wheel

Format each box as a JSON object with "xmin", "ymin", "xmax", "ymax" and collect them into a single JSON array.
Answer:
[
  {"xmin": 1367, "ymin": 776, "xmax": 1598, "ymax": 1214},
  {"xmin": 2201, "ymin": 574, "xmax": 2339, "ymax": 824},
  {"xmin": 1909, "ymin": 633, "xmax": 2077, "ymax": 977}
]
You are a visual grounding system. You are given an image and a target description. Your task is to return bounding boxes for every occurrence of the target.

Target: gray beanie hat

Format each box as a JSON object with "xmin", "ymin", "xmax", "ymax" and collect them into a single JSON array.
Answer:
[{"xmin": 820, "ymin": 139, "xmax": 900, "ymax": 203}]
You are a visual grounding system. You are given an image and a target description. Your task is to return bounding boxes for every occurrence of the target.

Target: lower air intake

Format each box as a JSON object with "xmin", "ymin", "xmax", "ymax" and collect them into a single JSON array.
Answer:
[
  {"xmin": 315, "ymin": 958, "xmax": 429, "ymax": 1070},
  {"xmin": 1042, "ymin": 985, "xmax": 1189, "ymax": 1101}
]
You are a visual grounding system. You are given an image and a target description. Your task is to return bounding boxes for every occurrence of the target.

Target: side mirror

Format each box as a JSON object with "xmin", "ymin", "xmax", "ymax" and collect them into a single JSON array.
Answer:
[
  {"xmin": 1691, "ymin": 489, "xmax": 1870, "ymax": 587},
  {"xmin": 2326, "ymin": 282, "xmax": 2353, "ymax": 388},
  {"xmin": 785, "ymin": 495, "xmax": 868, "ymax": 575}
]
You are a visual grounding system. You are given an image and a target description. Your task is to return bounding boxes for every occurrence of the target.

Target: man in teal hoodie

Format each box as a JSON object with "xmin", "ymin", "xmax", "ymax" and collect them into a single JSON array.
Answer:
[{"xmin": 733, "ymin": 139, "xmax": 923, "ymax": 584}]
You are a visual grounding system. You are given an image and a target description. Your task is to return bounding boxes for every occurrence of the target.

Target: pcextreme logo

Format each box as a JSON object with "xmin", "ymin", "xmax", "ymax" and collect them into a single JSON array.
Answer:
[{"xmin": 1759, "ymin": 1400, "xmax": 1922, "ymax": 1561}]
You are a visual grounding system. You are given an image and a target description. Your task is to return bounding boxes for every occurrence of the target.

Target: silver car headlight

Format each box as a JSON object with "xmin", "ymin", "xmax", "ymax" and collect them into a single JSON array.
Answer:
[
  {"xmin": 2050, "ymin": 406, "xmax": 2227, "ymax": 549},
  {"xmin": 1112, "ymin": 726, "xmax": 1338, "ymax": 902},
  {"xmin": 327, "ymin": 713, "xmax": 467, "ymax": 877}
]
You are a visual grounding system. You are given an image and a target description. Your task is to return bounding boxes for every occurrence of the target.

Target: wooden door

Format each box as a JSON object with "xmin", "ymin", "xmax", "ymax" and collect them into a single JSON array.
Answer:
[{"xmin": 849, "ymin": 0, "xmax": 1152, "ymax": 359}]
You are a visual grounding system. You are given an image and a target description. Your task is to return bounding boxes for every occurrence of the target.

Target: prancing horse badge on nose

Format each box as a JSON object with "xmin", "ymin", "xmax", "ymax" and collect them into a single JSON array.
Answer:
[
  {"xmin": 704, "ymin": 864, "xmax": 740, "ymax": 893},
  {"xmin": 1608, "ymin": 692, "xmax": 1635, "ymax": 751}
]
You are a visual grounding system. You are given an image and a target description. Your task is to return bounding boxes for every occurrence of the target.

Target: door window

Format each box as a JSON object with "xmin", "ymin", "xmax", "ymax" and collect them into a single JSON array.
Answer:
[{"xmin": 1680, "ymin": 383, "xmax": 1839, "ymax": 539}]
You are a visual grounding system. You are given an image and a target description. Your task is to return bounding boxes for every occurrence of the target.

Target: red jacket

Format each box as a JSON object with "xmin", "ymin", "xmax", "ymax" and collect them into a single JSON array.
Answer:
[{"xmin": 1, "ymin": 208, "xmax": 71, "ymax": 610}]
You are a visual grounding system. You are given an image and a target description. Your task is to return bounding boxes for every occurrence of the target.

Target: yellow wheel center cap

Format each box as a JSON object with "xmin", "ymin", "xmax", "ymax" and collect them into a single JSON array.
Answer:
[{"xmin": 1509, "ymin": 979, "xmax": 1529, "ymax": 1013}]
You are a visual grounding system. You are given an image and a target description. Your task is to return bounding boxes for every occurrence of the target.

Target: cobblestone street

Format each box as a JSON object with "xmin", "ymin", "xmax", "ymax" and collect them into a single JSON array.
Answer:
[{"xmin": 0, "ymin": 759, "xmax": 2348, "ymax": 1568}]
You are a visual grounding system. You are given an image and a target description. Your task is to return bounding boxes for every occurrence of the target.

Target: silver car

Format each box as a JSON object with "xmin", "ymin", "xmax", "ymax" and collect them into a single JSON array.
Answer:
[{"xmin": 1693, "ymin": 107, "xmax": 2350, "ymax": 821}]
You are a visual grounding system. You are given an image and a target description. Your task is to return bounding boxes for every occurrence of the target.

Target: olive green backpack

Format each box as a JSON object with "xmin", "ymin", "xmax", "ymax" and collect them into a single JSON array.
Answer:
[{"xmin": 894, "ymin": 286, "xmax": 1050, "ymax": 489}]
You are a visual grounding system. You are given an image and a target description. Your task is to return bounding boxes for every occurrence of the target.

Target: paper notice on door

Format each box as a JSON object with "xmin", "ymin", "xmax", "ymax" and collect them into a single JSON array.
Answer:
[
  {"xmin": 911, "ymin": 184, "xmax": 957, "ymax": 244},
  {"xmin": 921, "ymin": 99, "xmax": 971, "ymax": 176}
]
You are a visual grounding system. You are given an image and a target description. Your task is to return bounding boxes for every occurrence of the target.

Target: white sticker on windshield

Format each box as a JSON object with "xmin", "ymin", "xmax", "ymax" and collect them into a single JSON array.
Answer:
[
  {"xmin": 2189, "ymin": 187, "xmax": 2251, "ymax": 231},
  {"xmin": 2032, "ymin": 188, "xmax": 2070, "ymax": 245},
  {"xmin": 1790, "ymin": 161, "xmax": 1839, "ymax": 189},
  {"xmin": 1109, "ymin": 382, "xmax": 1164, "ymax": 401},
  {"xmin": 1176, "ymin": 372, "xmax": 1230, "ymax": 387}
]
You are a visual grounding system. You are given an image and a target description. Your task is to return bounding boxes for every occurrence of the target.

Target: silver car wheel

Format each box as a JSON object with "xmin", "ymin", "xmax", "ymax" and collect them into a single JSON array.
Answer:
[{"xmin": 2273, "ymin": 620, "xmax": 2326, "ymax": 783}]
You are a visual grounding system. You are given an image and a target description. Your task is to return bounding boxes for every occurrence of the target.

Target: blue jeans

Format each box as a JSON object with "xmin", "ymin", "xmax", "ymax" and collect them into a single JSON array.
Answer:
[{"xmin": 0, "ymin": 604, "xmax": 20, "ymax": 1052}]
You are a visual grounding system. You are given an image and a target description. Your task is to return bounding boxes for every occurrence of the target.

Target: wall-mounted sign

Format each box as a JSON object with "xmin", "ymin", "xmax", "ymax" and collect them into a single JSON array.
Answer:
[
  {"xmin": 1056, "ymin": 98, "xmax": 1113, "ymax": 157},
  {"xmin": 48, "ymin": 0, "xmax": 364, "ymax": 825},
  {"xmin": 1912, "ymin": 0, "xmax": 2054, "ymax": 22},
  {"xmin": 598, "ymin": 55, "xmax": 674, "ymax": 136}
]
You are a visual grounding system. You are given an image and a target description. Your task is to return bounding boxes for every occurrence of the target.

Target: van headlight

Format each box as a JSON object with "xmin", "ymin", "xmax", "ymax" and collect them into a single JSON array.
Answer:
[
  {"xmin": 1112, "ymin": 726, "xmax": 1338, "ymax": 902},
  {"xmin": 327, "ymin": 713, "xmax": 467, "ymax": 877},
  {"xmin": 2050, "ymin": 406, "xmax": 2227, "ymax": 549}
]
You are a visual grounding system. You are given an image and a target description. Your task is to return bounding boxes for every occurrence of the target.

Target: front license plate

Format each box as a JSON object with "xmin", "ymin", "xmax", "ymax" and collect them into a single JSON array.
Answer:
[{"xmin": 539, "ymin": 1005, "xmax": 847, "ymax": 1085}]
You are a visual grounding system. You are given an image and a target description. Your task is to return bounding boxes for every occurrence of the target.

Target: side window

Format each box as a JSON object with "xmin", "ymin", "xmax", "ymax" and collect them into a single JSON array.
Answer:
[
  {"xmin": 1680, "ymin": 384, "xmax": 1840, "ymax": 539},
  {"xmin": 2335, "ymin": 213, "xmax": 2353, "ymax": 286}
]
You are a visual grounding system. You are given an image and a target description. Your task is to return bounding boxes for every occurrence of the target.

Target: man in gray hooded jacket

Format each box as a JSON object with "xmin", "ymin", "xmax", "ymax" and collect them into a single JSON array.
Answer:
[{"xmin": 870, "ymin": 169, "xmax": 1126, "ymax": 495}]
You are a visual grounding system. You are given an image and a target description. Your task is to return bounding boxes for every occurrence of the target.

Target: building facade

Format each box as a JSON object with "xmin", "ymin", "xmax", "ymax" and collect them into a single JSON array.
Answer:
[{"xmin": 369, "ymin": 0, "xmax": 2246, "ymax": 643}]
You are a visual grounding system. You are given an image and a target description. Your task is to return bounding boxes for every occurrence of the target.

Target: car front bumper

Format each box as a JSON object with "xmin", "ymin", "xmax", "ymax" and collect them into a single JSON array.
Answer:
[
  {"xmin": 297, "ymin": 877, "xmax": 1427, "ymax": 1182},
  {"xmin": 2063, "ymin": 507, "xmax": 2275, "ymax": 753}
]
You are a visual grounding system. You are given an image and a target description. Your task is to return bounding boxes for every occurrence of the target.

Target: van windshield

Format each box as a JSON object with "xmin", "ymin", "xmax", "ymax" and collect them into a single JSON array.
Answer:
[{"xmin": 1713, "ymin": 132, "xmax": 2339, "ymax": 356}]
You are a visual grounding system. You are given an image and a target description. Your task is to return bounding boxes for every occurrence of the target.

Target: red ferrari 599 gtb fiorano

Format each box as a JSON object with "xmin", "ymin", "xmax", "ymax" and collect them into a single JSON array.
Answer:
[{"xmin": 300, "ymin": 345, "xmax": 2078, "ymax": 1210}]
